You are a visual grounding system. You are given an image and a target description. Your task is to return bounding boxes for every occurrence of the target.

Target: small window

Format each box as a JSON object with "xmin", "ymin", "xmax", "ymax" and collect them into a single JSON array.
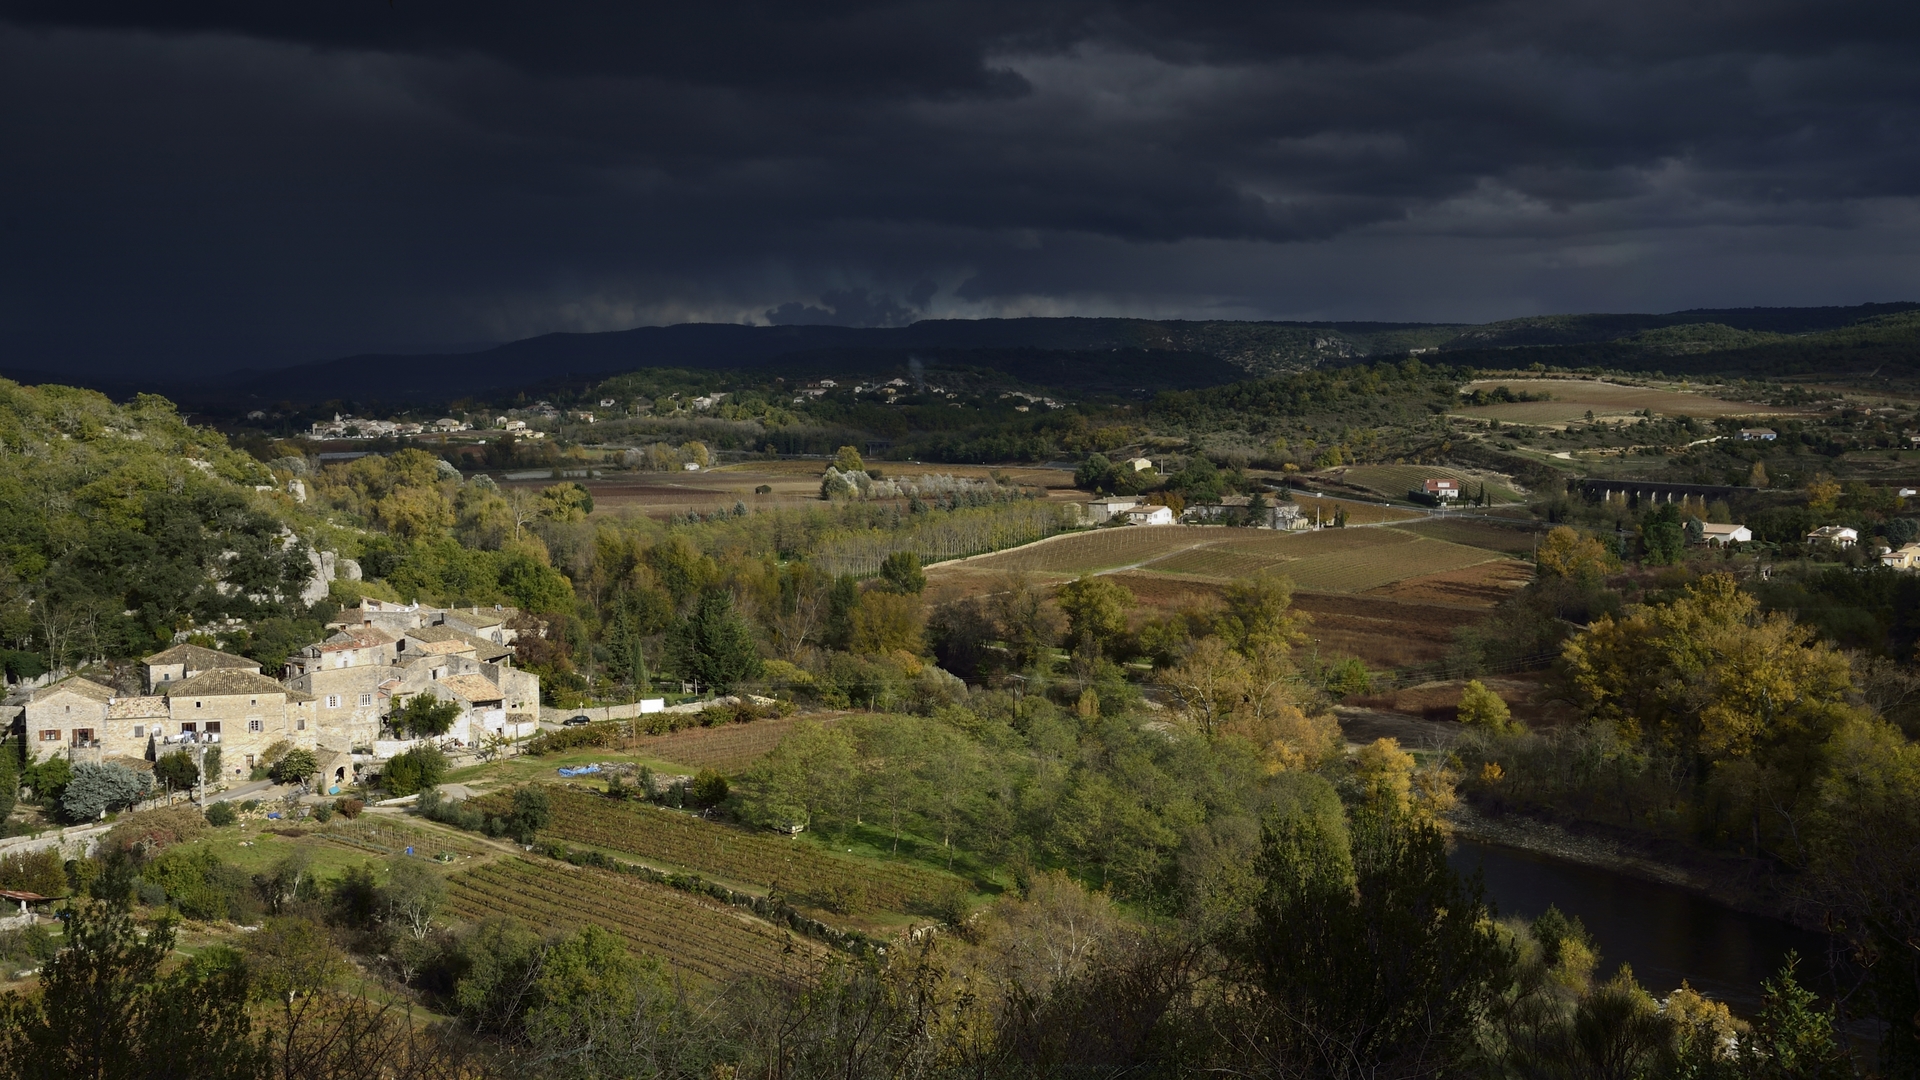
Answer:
[
  {"xmin": 248, "ymin": 719, "xmax": 263, "ymax": 732},
  {"xmin": 205, "ymin": 722, "xmax": 221, "ymax": 734},
  {"xmin": 326, "ymin": 695, "xmax": 341, "ymax": 709},
  {"xmin": 180, "ymin": 722, "xmax": 197, "ymax": 734},
  {"xmin": 250, "ymin": 698, "xmax": 257, "ymax": 706},
  {"xmin": 162, "ymin": 673, "xmax": 171, "ymax": 681},
  {"xmin": 297, "ymin": 718, "xmax": 307, "ymax": 731},
  {"xmin": 359, "ymin": 693, "xmax": 373, "ymax": 707},
  {"xmin": 40, "ymin": 729, "xmax": 61, "ymax": 742},
  {"xmin": 133, "ymin": 725, "xmax": 145, "ymax": 738},
  {"xmin": 195, "ymin": 701, "xmax": 202, "ymax": 709}
]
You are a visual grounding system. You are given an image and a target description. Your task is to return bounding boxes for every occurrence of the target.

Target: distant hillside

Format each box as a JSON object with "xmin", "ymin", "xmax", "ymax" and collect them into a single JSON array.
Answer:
[{"xmin": 15, "ymin": 302, "xmax": 1916, "ymax": 411}]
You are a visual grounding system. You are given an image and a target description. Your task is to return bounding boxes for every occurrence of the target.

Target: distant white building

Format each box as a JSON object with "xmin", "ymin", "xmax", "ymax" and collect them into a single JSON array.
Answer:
[
  {"xmin": 1739, "ymin": 428, "xmax": 1778, "ymax": 441},
  {"xmin": 1807, "ymin": 525, "xmax": 1859, "ymax": 548},
  {"xmin": 1698, "ymin": 523, "xmax": 1752, "ymax": 545},
  {"xmin": 1421, "ymin": 478, "xmax": 1461, "ymax": 500},
  {"xmin": 683, "ymin": 461, "xmax": 701, "ymax": 471},
  {"xmin": 1125, "ymin": 457, "xmax": 1153, "ymax": 472},
  {"xmin": 1124, "ymin": 505, "xmax": 1176, "ymax": 526}
]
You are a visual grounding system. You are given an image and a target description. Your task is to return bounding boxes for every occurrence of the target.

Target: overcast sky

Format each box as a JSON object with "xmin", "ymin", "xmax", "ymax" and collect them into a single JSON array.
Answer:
[{"xmin": 4, "ymin": 1, "xmax": 1919, "ymax": 375}]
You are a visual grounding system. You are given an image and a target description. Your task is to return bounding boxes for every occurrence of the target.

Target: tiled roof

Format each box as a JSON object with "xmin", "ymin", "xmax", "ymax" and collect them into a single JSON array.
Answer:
[
  {"xmin": 31, "ymin": 677, "xmax": 116, "ymax": 704},
  {"xmin": 107, "ymin": 696, "xmax": 168, "ymax": 719},
  {"xmin": 410, "ymin": 639, "xmax": 473, "ymax": 656},
  {"xmin": 140, "ymin": 643, "xmax": 259, "ymax": 671},
  {"xmin": 409, "ymin": 625, "xmax": 512, "ymax": 660},
  {"xmin": 437, "ymin": 674, "xmax": 504, "ymax": 703},
  {"xmin": 319, "ymin": 627, "xmax": 396, "ymax": 652},
  {"xmin": 166, "ymin": 669, "xmax": 292, "ymax": 698}
]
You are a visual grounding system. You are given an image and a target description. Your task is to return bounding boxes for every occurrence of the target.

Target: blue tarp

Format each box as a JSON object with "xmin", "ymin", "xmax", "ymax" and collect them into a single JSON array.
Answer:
[{"xmin": 556, "ymin": 765, "xmax": 602, "ymax": 777}]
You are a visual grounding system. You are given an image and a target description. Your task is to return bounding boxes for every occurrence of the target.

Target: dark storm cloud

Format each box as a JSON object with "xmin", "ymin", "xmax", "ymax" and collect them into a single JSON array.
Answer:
[{"xmin": 2, "ymin": 1, "xmax": 1918, "ymax": 373}]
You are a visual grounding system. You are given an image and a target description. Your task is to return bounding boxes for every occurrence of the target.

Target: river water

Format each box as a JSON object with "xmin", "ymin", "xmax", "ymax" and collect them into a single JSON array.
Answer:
[{"xmin": 1448, "ymin": 837, "xmax": 1838, "ymax": 1018}]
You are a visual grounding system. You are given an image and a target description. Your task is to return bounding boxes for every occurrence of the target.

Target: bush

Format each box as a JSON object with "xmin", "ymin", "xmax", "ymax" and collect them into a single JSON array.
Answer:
[
  {"xmin": 524, "ymin": 724, "xmax": 618, "ymax": 756},
  {"xmin": 60, "ymin": 763, "xmax": 151, "ymax": 823},
  {"xmin": 141, "ymin": 845, "xmax": 255, "ymax": 920},
  {"xmin": 152, "ymin": 750, "xmax": 201, "ymax": 792},
  {"xmin": 690, "ymin": 769, "xmax": 730, "ymax": 809},
  {"xmin": 269, "ymin": 748, "xmax": 318, "ymax": 785},
  {"xmin": 334, "ymin": 797, "xmax": 364, "ymax": 819},
  {"xmin": 105, "ymin": 806, "xmax": 207, "ymax": 854},
  {"xmin": 0, "ymin": 849, "xmax": 68, "ymax": 898},
  {"xmin": 311, "ymin": 803, "xmax": 335, "ymax": 823},
  {"xmin": 1458, "ymin": 680, "xmax": 1521, "ymax": 734},
  {"xmin": 381, "ymin": 745, "xmax": 449, "ymax": 797},
  {"xmin": 203, "ymin": 802, "xmax": 238, "ymax": 827}
]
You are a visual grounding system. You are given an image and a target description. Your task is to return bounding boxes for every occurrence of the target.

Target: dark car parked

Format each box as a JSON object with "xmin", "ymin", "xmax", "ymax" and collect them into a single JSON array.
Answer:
[{"xmin": 563, "ymin": 714, "xmax": 593, "ymax": 726}]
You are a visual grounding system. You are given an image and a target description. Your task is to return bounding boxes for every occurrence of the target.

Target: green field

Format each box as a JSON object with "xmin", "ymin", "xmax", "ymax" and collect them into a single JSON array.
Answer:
[{"xmin": 1329, "ymin": 465, "xmax": 1521, "ymax": 503}]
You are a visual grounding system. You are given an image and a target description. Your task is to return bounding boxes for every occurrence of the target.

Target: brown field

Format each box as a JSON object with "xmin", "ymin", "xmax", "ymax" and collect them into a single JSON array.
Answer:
[
  {"xmin": 1291, "ymin": 593, "xmax": 1493, "ymax": 668},
  {"xmin": 1452, "ymin": 378, "xmax": 1788, "ymax": 425},
  {"xmin": 925, "ymin": 524, "xmax": 1509, "ymax": 598},
  {"xmin": 1363, "ymin": 559, "xmax": 1534, "ymax": 606},
  {"xmin": 1393, "ymin": 517, "xmax": 1546, "ymax": 556}
]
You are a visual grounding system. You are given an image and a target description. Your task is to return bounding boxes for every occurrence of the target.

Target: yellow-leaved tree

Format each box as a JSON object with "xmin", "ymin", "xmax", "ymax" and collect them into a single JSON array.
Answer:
[{"xmin": 1562, "ymin": 573, "xmax": 1859, "ymax": 765}]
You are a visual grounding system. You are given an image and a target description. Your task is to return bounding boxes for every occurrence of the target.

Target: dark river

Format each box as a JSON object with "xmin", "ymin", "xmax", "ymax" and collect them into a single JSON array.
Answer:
[{"xmin": 1448, "ymin": 837, "xmax": 1840, "ymax": 1018}]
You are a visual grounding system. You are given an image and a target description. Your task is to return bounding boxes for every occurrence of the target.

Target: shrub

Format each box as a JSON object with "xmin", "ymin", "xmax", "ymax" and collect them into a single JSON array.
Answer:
[
  {"xmin": 105, "ymin": 806, "xmax": 207, "ymax": 854},
  {"xmin": 524, "ymin": 723, "xmax": 617, "ymax": 755},
  {"xmin": 312, "ymin": 803, "xmax": 335, "ymax": 823},
  {"xmin": 204, "ymin": 802, "xmax": 238, "ymax": 827},
  {"xmin": 1324, "ymin": 658, "xmax": 1373, "ymax": 698},
  {"xmin": 60, "ymin": 763, "xmax": 151, "ymax": 822},
  {"xmin": 1457, "ymin": 680, "xmax": 1521, "ymax": 734},
  {"xmin": 269, "ymin": 748, "xmax": 318, "ymax": 785},
  {"xmin": 0, "ymin": 849, "xmax": 68, "ymax": 898},
  {"xmin": 152, "ymin": 750, "xmax": 201, "ymax": 792},
  {"xmin": 142, "ymin": 845, "xmax": 254, "ymax": 920},
  {"xmin": 334, "ymin": 797, "xmax": 364, "ymax": 820},
  {"xmin": 690, "ymin": 769, "xmax": 730, "ymax": 808},
  {"xmin": 381, "ymin": 745, "xmax": 449, "ymax": 797}
]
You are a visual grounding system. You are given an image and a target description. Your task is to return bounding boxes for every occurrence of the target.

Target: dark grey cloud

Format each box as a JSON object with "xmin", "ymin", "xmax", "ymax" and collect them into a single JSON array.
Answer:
[{"xmin": 1, "ymin": 1, "xmax": 1918, "ymax": 375}]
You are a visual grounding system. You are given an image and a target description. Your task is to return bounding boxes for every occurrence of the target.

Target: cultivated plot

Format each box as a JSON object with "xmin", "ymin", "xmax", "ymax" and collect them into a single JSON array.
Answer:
[
  {"xmin": 444, "ymin": 856, "xmax": 818, "ymax": 982},
  {"xmin": 531, "ymin": 787, "xmax": 964, "ymax": 918},
  {"xmin": 1451, "ymin": 379, "xmax": 1786, "ymax": 424}
]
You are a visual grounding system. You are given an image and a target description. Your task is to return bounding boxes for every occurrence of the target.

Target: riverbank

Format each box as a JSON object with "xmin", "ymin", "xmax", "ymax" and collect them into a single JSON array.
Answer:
[{"xmin": 1447, "ymin": 801, "xmax": 1814, "ymax": 930}]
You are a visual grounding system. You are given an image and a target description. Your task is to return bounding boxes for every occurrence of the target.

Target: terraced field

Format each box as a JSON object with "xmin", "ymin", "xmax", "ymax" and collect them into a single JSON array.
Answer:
[
  {"xmin": 444, "ymin": 856, "xmax": 816, "ymax": 981},
  {"xmin": 535, "ymin": 787, "xmax": 963, "ymax": 916}
]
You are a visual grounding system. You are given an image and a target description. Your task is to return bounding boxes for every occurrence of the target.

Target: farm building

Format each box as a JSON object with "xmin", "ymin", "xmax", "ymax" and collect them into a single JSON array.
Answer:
[
  {"xmin": 1124, "ymin": 505, "xmax": 1177, "ymax": 526},
  {"xmin": 1084, "ymin": 496, "xmax": 1141, "ymax": 524},
  {"xmin": 1739, "ymin": 428, "xmax": 1778, "ymax": 441},
  {"xmin": 1698, "ymin": 523, "xmax": 1752, "ymax": 545},
  {"xmin": 1125, "ymin": 457, "xmax": 1154, "ymax": 472},
  {"xmin": 1270, "ymin": 503, "xmax": 1312, "ymax": 531},
  {"xmin": 1417, "ymin": 478, "xmax": 1461, "ymax": 500},
  {"xmin": 1882, "ymin": 543, "xmax": 1920, "ymax": 570},
  {"xmin": 1182, "ymin": 496, "xmax": 1250, "ymax": 523},
  {"xmin": 1807, "ymin": 525, "xmax": 1859, "ymax": 548}
]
